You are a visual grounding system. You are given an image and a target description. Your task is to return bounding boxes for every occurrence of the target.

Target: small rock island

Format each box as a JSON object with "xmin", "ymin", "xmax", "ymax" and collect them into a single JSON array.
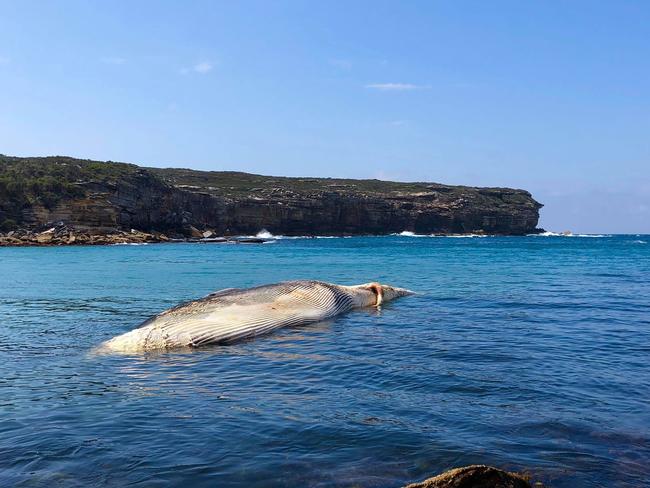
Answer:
[{"xmin": 0, "ymin": 155, "xmax": 543, "ymax": 245}]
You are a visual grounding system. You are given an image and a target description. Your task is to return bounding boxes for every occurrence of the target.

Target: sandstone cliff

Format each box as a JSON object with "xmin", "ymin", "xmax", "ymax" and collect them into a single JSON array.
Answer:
[{"xmin": 0, "ymin": 155, "xmax": 542, "ymax": 237}]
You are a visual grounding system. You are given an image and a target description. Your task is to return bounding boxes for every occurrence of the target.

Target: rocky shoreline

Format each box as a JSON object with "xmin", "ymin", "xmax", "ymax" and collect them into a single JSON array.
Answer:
[
  {"xmin": 0, "ymin": 223, "xmax": 279, "ymax": 247},
  {"xmin": 0, "ymin": 223, "xmax": 536, "ymax": 247},
  {"xmin": 0, "ymin": 224, "xmax": 162, "ymax": 247}
]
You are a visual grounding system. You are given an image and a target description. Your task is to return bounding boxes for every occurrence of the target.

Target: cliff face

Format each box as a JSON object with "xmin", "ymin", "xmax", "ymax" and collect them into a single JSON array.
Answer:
[{"xmin": 0, "ymin": 156, "xmax": 542, "ymax": 236}]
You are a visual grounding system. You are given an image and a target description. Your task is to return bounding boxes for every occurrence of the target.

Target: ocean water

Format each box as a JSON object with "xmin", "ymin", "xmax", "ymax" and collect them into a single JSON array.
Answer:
[{"xmin": 1, "ymin": 235, "xmax": 648, "ymax": 487}]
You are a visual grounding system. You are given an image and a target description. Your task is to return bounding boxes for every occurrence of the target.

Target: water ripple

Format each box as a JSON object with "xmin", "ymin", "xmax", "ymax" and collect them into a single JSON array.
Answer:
[{"xmin": 1, "ymin": 235, "xmax": 649, "ymax": 487}]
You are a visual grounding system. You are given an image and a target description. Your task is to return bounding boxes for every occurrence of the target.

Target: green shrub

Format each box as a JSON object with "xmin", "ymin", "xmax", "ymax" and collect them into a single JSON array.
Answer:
[{"xmin": 0, "ymin": 218, "xmax": 17, "ymax": 232}]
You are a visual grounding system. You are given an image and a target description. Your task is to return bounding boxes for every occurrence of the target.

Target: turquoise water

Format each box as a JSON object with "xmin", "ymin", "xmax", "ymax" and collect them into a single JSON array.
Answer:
[{"xmin": 1, "ymin": 235, "xmax": 649, "ymax": 487}]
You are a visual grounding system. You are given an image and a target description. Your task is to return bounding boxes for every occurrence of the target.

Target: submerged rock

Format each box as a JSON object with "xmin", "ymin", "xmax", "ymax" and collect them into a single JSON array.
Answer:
[
  {"xmin": 404, "ymin": 465, "xmax": 532, "ymax": 488},
  {"xmin": 232, "ymin": 237, "xmax": 270, "ymax": 244}
]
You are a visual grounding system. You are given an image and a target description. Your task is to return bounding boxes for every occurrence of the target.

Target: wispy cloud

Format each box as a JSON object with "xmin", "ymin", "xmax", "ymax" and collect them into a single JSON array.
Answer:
[
  {"xmin": 390, "ymin": 120, "xmax": 408, "ymax": 126},
  {"xmin": 193, "ymin": 61, "xmax": 213, "ymax": 74},
  {"xmin": 365, "ymin": 83, "xmax": 428, "ymax": 91},
  {"xmin": 0, "ymin": 56, "xmax": 11, "ymax": 65},
  {"xmin": 329, "ymin": 58, "xmax": 352, "ymax": 70},
  {"xmin": 180, "ymin": 61, "xmax": 214, "ymax": 75},
  {"xmin": 101, "ymin": 56, "xmax": 126, "ymax": 65}
]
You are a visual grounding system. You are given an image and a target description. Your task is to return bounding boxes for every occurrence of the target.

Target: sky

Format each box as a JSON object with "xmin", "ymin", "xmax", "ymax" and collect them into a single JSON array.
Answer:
[{"xmin": 0, "ymin": 1, "xmax": 648, "ymax": 233}]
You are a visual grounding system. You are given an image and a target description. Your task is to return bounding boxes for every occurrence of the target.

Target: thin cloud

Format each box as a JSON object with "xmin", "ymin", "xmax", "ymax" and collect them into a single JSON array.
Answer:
[
  {"xmin": 0, "ymin": 56, "xmax": 11, "ymax": 65},
  {"xmin": 101, "ymin": 56, "xmax": 126, "ymax": 65},
  {"xmin": 365, "ymin": 83, "xmax": 428, "ymax": 91},
  {"xmin": 193, "ymin": 61, "xmax": 213, "ymax": 74},
  {"xmin": 180, "ymin": 61, "xmax": 215, "ymax": 75}
]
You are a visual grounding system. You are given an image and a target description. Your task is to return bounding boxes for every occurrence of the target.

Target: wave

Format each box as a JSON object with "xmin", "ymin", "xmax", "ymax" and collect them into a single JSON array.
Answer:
[
  {"xmin": 254, "ymin": 230, "xmax": 354, "ymax": 240},
  {"xmin": 313, "ymin": 235, "xmax": 353, "ymax": 239},
  {"xmin": 253, "ymin": 230, "xmax": 307, "ymax": 240},
  {"xmin": 394, "ymin": 231, "xmax": 490, "ymax": 238},
  {"xmin": 247, "ymin": 232, "xmax": 624, "ymax": 240},
  {"xmin": 529, "ymin": 231, "xmax": 610, "ymax": 238},
  {"xmin": 529, "ymin": 231, "xmax": 573, "ymax": 237},
  {"xmin": 255, "ymin": 229, "xmax": 275, "ymax": 239},
  {"xmin": 112, "ymin": 242, "xmax": 149, "ymax": 246},
  {"xmin": 632, "ymin": 240, "xmax": 647, "ymax": 244},
  {"xmin": 444, "ymin": 234, "xmax": 488, "ymax": 238},
  {"xmin": 530, "ymin": 231, "xmax": 563, "ymax": 237},
  {"xmin": 392, "ymin": 231, "xmax": 429, "ymax": 237}
]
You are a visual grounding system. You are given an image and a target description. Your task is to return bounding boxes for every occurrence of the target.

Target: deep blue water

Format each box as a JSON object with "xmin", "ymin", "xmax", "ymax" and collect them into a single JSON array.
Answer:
[{"xmin": 1, "ymin": 235, "xmax": 649, "ymax": 487}]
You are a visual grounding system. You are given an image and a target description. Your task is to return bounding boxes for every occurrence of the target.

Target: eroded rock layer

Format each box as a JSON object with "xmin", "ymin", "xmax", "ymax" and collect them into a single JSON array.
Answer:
[{"xmin": 0, "ymin": 155, "xmax": 542, "ymax": 238}]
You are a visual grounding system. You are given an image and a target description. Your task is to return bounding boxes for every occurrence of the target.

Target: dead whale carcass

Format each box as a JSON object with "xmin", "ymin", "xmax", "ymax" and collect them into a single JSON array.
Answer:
[{"xmin": 99, "ymin": 280, "xmax": 413, "ymax": 352}]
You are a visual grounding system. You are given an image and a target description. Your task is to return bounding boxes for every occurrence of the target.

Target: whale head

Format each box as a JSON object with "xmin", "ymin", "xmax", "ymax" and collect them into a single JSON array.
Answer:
[{"xmin": 348, "ymin": 282, "xmax": 414, "ymax": 307}]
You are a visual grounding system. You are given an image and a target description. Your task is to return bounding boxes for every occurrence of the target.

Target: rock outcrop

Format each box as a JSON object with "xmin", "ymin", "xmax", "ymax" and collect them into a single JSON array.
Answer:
[
  {"xmin": 0, "ymin": 155, "xmax": 543, "ymax": 242},
  {"xmin": 0, "ymin": 222, "xmax": 170, "ymax": 246}
]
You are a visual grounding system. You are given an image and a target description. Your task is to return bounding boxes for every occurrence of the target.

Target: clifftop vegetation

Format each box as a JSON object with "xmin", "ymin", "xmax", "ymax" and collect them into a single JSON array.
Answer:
[{"xmin": 0, "ymin": 155, "xmax": 541, "ymax": 235}]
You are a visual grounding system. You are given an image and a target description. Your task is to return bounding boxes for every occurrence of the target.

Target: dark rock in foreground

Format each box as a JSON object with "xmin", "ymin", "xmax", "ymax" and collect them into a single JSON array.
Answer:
[
  {"xmin": 0, "ymin": 155, "xmax": 543, "ymax": 241},
  {"xmin": 404, "ymin": 465, "xmax": 533, "ymax": 488}
]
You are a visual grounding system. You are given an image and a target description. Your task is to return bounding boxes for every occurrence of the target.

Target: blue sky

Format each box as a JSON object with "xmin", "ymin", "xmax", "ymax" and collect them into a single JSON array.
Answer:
[{"xmin": 1, "ymin": 1, "xmax": 648, "ymax": 233}]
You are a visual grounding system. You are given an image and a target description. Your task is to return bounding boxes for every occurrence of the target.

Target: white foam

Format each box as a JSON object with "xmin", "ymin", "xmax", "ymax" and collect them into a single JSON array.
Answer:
[
  {"xmin": 253, "ymin": 230, "xmax": 313, "ymax": 240},
  {"xmin": 390, "ymin": 231, "xmax": 493, "ymax": 238},
  {"xmin": 255, "ymin": 229, "xmax": 275, "ymax": 239},
  {"xmin": 632, "ymin": 240, "xmax": 647, "ymax": 244},
  {"xmin": 393, "ymin": 231, "xmax": 428, "ymax": 237},
  {"xmin": 530, "ymin": 231, "xmax": 563, "ymax": 237},
  {"xmin": 529, "ymin": 231, "xmax": 609, "ymax": 238},
  {"xmin": 444, "ymin": 234, "xmax": 488, "ymax": 238}
]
